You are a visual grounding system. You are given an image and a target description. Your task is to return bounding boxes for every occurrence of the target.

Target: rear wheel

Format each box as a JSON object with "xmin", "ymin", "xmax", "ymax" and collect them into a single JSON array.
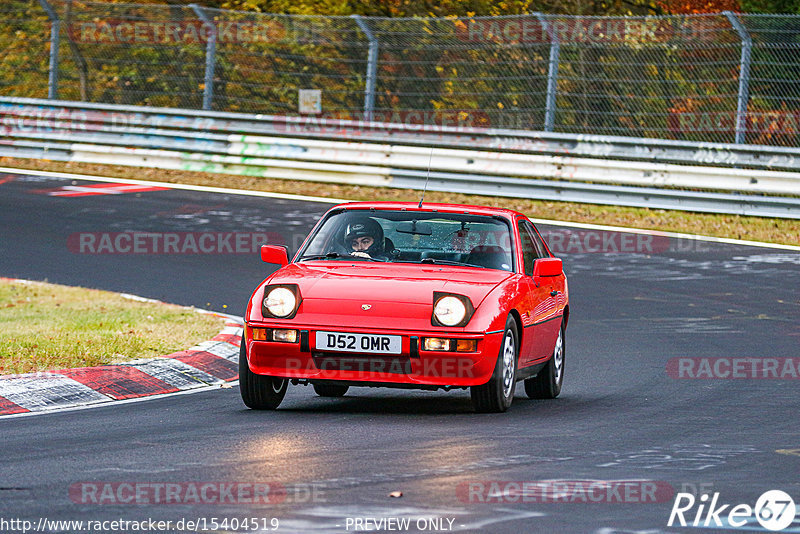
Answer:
[
  {"xmin": 239, "ymin": 337, "xmax": 288, "ymax": 410},
  {"xmin": 312, "ymin": 383, "xmax": 349, "ymax": 397},
  {"xmin": 471, "ymin": 317, "xmax": 518, "ymax": 413},
  {"xmin": 524, "ymin": 321, "xmax": 565, "ymax": 399}
]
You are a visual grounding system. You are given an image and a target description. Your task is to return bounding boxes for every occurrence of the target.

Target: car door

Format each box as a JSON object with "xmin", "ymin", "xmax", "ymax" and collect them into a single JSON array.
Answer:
[
  {"xmin": 516, "ymin": 219, "xmax": 554, "ymax": 367},
  {"xmin": 527, "ymin": 221, "xmax": 564, "ymax": 359}
]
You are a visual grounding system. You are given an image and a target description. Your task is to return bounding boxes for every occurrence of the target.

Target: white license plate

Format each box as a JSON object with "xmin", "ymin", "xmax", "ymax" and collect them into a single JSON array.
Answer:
[{"xmin": 315, "ymin": 331, "xmax": 402, "ymax": 355}]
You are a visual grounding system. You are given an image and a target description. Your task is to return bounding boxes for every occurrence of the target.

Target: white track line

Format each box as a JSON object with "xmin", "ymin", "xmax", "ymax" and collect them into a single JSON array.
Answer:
[
  {"xmin": 2, "ymin": 166, "xmax": 798, "ymax": 252},
  {"xmin": 528, "ymin": 218, "xmax": 800, "ymax": 252},
  {"xmin": 0, "ymin": 166, "xmax": 346, "ymax": 204}
]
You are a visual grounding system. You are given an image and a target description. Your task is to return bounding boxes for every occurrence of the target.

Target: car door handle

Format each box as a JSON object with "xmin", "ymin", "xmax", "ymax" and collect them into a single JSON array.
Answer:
[{"xmin": 550, "ymin": 290, "xmax": 559, "ymax": 297}]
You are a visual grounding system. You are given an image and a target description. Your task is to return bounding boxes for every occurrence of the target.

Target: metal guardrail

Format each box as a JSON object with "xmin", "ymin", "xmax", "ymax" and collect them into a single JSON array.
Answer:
[
  {"xmin": 3, "ymin": 97, "xmax": 800, "ymax": 172},
  {"xmin": 1, "ymin": 97, "xmax": 799, "ymax": 219}
]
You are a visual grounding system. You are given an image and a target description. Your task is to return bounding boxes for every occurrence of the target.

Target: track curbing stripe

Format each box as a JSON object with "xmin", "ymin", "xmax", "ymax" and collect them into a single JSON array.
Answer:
[
  {"xmin": 123, "ymin": 358, "xmax": 225, "ymax": 391},
  {"xmin": 0, "ymin": 394, "xmax": 30, "ymax": 415},
  {"xmin": 57, "ymin": 366, "xmax": 180, "ymax": 400},
  {"xmin": 0, "ymin": 373, "xmax": 113, "ymax": 412},
  {"xmin": 172, "ymin": 351, "xmax": 239, "ymax": 382}
]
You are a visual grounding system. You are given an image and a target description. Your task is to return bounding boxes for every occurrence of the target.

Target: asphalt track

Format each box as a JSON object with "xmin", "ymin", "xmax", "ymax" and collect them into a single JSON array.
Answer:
[{"xmin": 1, "ymin": 171, "xmax": 799, "ymax": 534}]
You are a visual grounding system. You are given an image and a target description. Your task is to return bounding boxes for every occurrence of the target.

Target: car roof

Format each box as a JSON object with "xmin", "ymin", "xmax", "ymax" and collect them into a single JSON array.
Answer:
[{"xmin": 331, "ymin": 201, "xmax": 525, "ymax": 219}]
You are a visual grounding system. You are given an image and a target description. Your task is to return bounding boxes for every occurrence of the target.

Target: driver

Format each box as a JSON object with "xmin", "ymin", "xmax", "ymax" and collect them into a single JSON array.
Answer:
[{"xmin": 343, "ymin": 217, "xmax": 390, "ymax": 260}]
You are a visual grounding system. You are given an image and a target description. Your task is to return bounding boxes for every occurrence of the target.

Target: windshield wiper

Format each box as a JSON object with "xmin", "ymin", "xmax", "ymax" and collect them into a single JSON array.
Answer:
[
  {"xmin": 352, "ymin": 254, "xmax": 388, "ymax": 262},
  {"xmin": 299, "ymin": 252, "xmax": 344, "ymax": 261},
  {"xmin": 424, "ymin": 258, "xmax": 466, "ymax": 266},
  {"xmin": 301, "ymin": 252, "xmax": 388, "ymax": 262},
  {"xmin": 407, "ymin": 257, "xmax": 466, "ymax": 266}
]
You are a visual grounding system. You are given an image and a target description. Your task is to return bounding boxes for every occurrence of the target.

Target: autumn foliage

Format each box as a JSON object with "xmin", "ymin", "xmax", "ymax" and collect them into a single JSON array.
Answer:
[{"xmin": 656, "ymin": 0, "xmax": 740, "ymax": 14}]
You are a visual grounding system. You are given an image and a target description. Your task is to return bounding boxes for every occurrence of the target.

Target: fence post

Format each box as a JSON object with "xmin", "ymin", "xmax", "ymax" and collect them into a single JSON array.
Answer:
[
  {"xmin": 535, "ymin": 13, "xmax": 560, "ymax": 132},
  {"xmin": 191, "ymin": 4, "xmax": 216, "ymax": 111},
  {"xmin": 38, "ymin": 0, "xmax": 60, "ymax": 100},
  {"xmin": 351, "ymin": 15, "xmax": 378, "ymax": 122},
  {"xmin": 724, "ymin": 11, "xmax": 752, "ymax": 145}
]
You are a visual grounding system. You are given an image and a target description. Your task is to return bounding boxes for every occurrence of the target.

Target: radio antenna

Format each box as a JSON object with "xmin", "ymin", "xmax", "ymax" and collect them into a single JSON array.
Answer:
[{"xmin": 418, "ymin": 146, "xmax": 434, "ymax": 208}]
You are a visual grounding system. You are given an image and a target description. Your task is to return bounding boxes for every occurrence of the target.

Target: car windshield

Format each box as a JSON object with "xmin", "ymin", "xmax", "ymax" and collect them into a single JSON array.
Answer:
[{"xmin": 297, "ymin": 209, "xmax": 514, "ymax": 272}]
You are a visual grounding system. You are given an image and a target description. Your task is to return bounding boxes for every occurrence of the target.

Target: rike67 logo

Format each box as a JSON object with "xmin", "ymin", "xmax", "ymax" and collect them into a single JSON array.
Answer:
[{"xmin": 668, "ymin": 490, "xmax": 796, "ymax": 531}]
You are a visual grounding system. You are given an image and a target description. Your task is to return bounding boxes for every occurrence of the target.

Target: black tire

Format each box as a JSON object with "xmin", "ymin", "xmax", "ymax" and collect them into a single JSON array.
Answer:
[
  {"xmin": 312, "ymin": 383, "xmax": 349, "ymax": 397},
  {"xmin": 471, "ymin": 317, "xmax": 518, "ymax": 413},
  {"xmin": 524, "ymin": 321, "xmax": 565, "ymax": 399},
  {"xmin": 239, "ymin": 337, "xmax": 288, "ymax": 410}
]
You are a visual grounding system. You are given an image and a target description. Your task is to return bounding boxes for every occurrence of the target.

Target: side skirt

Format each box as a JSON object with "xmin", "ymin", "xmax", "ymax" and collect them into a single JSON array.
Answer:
[{"xmin": 516, "ymin": 361, "xmax": 547, "ymax": 381}]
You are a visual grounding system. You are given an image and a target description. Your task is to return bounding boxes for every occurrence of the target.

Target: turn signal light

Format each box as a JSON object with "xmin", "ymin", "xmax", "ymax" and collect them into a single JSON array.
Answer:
[
  {"xmin": 456, "ymin": 339, "xmax": 477, "ymax": 352},
  {"xmin": 252, "ymin": 328, "xmax": 267, "ymax": 341}
]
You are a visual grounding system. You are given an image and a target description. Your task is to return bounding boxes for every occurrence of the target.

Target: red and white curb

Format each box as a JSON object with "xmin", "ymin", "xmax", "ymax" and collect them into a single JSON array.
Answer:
[{"xmin": 0, "ymin": 285, "xmax": 243, "ymax": 417}]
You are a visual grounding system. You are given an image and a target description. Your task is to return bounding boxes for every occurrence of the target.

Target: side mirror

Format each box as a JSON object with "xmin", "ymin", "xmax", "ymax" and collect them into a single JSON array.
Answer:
[
  {"xmin": 532, "ymin": 257, "xmax": 562, "ymax": 278},
  {"xmin": 261, "ymin": 245, "xmax": 289, "ymax": 266}
]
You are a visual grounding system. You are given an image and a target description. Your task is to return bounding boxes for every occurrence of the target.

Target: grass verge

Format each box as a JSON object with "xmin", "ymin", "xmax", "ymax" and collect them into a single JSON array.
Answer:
[
  {"xmin": 0, "ymin": 279, "xmax": 225, "ymax": 375},
  {"xmin": 2, "ymin": 157, "xmax": 799, "ymax": 246}
]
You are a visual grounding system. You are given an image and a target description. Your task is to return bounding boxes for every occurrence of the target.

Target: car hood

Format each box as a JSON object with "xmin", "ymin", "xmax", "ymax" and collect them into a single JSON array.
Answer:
[{"xmin": 253, "ymin": 261, "xmax": 513, "ymax": 330}]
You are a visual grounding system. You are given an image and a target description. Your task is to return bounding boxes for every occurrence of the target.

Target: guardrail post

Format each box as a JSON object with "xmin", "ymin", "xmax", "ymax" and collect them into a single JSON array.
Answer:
[
  {"xmin": 38, "ymin": 0, "xmax": 60, "ymax": 100},
  {"xmin": 351, "ymin": 15, "xmax": 378, "ymax": 122},
  {"xmin": 724, "ymin": 11, "xmax": 752, "ymax": 145},
  {"xmin": 535, "ymin": 13, "xmax": 560, "ymax": 132},
  {"xmin": 191, "ymin": 4, "xmax": 217, "ymax": 111}
]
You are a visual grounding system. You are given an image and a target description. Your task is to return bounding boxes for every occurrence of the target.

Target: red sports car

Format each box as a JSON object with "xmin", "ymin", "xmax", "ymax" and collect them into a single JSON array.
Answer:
[{"xmin": 240, "ymin": 202, "xmax": 568, "ymax": 412}]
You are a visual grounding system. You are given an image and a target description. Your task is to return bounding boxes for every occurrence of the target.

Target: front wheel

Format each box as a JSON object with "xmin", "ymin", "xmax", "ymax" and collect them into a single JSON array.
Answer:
[
  {"xmin": 239, "ymin": 337, "xmax": 288, "ymax": 410},
  {"xmin": 524, "ymin": 321, "xmax": 565, "ymax": 399},
  {"xmin": 471, "ymin": 317, "xmax": 518, "ymax": 413}
]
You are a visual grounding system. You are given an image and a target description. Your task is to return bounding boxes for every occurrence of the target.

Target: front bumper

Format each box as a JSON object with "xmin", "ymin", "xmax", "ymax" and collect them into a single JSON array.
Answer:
[{"xmin": 244, "ymin": 323, "xmax": 502, "ymax": 387}]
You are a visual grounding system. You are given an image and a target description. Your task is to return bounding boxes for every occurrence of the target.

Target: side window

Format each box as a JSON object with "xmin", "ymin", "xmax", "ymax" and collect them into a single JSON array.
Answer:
[
  {"xmin": 527, "ymin": 221, "xmax": 549, "ymax": 259},
  {"xmin": 517, "ymin": 220, "xmax": 539, "ymax": 276},
  {"xmin": 518, "ymin": 220, "xmax": 549, "ymax": 275}
]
